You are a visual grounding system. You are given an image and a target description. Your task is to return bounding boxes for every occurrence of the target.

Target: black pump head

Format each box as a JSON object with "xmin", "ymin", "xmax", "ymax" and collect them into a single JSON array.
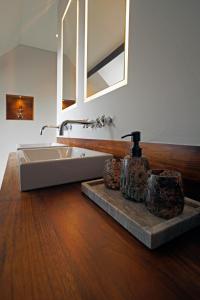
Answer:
[
  {"xmin": 121, "ymin": 131, "xmax": 141, "ymax": 142},
  {"xmin": 121, "ymin": 131, "xmax": 142, "ymax": 157}
]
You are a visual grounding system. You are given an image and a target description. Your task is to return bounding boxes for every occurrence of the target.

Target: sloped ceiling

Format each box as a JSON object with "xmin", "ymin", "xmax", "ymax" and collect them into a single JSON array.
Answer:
[
  {"xmin": 0, "ymin": 0, "xmax": 22, "ymax": 56},
  {"xmin": 0, "ymin": 0, "xmax": 58, "ymax": 57}
]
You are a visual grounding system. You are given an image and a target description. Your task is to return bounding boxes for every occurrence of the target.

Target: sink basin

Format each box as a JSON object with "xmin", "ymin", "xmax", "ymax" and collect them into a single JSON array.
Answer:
[
  {"xmin": 17, "ymin": 142, "xmax": 66, "ymax": 150},
  {"xmin": 17, "ymin": 147, "xmax": 112, "ymax": 191}
]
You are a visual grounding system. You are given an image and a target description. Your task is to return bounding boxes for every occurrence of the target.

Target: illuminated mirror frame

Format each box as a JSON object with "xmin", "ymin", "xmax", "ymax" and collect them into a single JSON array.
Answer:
[
  {"xmin": 61, "ymin": 0, "xmax": 79, "ymax": 111},
  {"xmin": 84, "ymin": 0, "xmax": 130, "ymax": 102}
]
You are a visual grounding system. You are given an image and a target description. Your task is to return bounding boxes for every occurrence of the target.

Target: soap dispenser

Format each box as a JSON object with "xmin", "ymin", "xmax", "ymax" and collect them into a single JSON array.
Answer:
[{"xmin": 120, "ymin": 131, "xmax": 150, "ymax": 202}]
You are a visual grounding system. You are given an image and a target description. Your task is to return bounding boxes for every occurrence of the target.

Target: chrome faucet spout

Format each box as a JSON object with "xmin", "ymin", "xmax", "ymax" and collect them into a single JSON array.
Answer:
[
  {"xmin": 59, "ymin": 120, "xmax": 95, "ymax": 136},
  {"xmin": 40, "ymin": 125, "xmax": 59, "ymax": 135},
  {"xmin": 40, "ymin": 126, "xmax": 47, "ymax": 135}
]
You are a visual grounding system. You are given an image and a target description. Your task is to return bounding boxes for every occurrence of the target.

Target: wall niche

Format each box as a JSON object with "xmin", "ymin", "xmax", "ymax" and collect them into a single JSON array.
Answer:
[{"xmin": 6, "ymin": 94, "xmax": 34, "ymax": 120}]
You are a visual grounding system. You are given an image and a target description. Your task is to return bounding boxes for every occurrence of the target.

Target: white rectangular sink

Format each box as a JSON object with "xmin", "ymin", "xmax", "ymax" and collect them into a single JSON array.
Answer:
[
  {"xmin": 17, "ymin": 147, "xmax": 112, "ymax": 191},
  {"xmin": 17, "ymin": 142, "xmax": 66, "ymax": 150}
]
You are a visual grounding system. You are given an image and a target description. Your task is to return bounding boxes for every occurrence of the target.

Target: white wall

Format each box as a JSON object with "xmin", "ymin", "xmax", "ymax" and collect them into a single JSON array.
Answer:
[
  {"xmin": 57, "ymin": 0, "xmax": 200, "ymax": 146},
  {"xmin": 0, "ymin": 45, "xmax": 57, "ymax": 185}
]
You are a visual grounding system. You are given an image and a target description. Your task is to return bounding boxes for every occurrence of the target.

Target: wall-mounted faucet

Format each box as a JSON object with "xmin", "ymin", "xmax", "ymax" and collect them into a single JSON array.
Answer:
[
  {"xmin": 40, "ymin": 115, "xmax": 113, "ymax": 136},
  {"xmin": 59, "ymin": 120, "xmax": 96, "ymax": 135},
  {"xmin": 40, "ymin": 125, "xmax": 59, "ymax": 135},
  {"xmin": 59, "ymin": 115, "xmax": 113, "ymax": 135}
]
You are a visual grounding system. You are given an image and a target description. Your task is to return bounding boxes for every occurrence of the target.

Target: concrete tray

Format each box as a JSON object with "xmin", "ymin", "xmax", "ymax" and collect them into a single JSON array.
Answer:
[{"xmin": 82, "ymin": 179, "xmax": 200, "ymax": 249}]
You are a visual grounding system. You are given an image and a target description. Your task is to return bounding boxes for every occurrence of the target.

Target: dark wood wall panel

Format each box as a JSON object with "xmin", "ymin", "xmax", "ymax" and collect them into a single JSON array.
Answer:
[{"xmin": 58, "ymin": 137, "xmax": 200, "ymax": 201}]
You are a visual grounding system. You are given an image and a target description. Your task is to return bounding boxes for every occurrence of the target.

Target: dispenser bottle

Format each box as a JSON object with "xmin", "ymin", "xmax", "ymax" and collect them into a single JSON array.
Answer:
[{"xmin": 120, "ymin": 131, "xmax": 150, "ymax": 202}]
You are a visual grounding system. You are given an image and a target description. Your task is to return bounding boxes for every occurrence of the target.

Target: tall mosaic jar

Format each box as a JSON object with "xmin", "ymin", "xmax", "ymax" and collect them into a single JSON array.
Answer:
[
  {"xmin": 120, "ymin": 155, "xmax": 150, "ymax": 202},
  {"xmin": 103, "ymin": 158, "xmax": 121, "ymax": 190},
  {"xmin": 146, "ymin": 170, "xmax": 184, "ymax": 219}
]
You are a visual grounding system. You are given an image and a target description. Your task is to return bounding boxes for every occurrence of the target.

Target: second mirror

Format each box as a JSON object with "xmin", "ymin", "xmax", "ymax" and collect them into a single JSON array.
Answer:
[
  {"xmin": 86, "ymin": 0, "xmax": 129, "ymax": 100},
  {"xmin": 62, "ymin": 0, "xmax": 78, "ymax": 110}
]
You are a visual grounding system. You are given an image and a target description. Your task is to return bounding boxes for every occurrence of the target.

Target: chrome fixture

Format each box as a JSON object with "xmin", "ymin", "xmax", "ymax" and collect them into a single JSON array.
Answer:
[
  {"xmin": 59, "ymin": 115, "xmax": 113, "ymax": 135},
  {"xmin": 59, "ymin": 120, "xmax": 96, "ymax": 136},
  {"xmin": 96, "ymin": 115, "xmax": 113, "ymax": 128},
  {"xmin": 40, "ymin": 115, "xmax": 113, "ymax": 136},
  {"xmin": 40, "ymin": 125, "xmax": 59, "ymax": 135}
]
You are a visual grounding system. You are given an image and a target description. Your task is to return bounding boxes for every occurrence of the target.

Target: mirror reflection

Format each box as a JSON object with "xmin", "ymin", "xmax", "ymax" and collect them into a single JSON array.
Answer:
[
  {"xmin": 62, "ymin": 0, "xmax": 78, "ymax": 109},
  {"xmin": 86, "ymin": 0, "xmax": 129, "ymax": 99}
]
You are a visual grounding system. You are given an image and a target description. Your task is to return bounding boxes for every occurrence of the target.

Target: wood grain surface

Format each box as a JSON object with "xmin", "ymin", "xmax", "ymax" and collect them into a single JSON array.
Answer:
[
  {"xmin": 0, "ymin": 153, "xmax": 200, "ymax": 300},
  {"xmin": 58, "ymin": 137, "xmax": 200, "ymax": 201}
]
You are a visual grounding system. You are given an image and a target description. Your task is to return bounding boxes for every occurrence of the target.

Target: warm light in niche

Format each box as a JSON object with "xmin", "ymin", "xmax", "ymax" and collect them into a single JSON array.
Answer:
[
  {"xmin": 16, "ymin": 97, "xmax": 23, "ymax": 108},
  {"xmin": 16, "ymin": 97, "xmax": 24, "ymax": 119},
  {"xmin": 6, "ymin": 94, "xmax": 34, "ymax": 120}
]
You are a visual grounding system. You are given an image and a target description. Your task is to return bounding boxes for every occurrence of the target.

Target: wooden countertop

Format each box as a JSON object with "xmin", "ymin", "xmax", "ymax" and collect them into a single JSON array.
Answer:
[{"xmin": 0, "ymin": 153, "xmax": 200, "ymax": 300}]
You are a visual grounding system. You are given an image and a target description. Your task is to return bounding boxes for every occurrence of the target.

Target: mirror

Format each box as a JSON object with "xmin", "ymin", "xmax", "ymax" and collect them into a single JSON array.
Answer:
[
  {"xmin": 62, "ymin": 0, "xmax": 78, "ymax": 110},
  {"xmin": 85, "ymin": 0, "xmax": 129, "ymax": 100}
]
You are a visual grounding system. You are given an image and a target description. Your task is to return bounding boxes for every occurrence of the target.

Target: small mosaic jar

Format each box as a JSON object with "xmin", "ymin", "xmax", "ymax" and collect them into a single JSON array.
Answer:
[
  {"xmin": 146, "ymin": 170, "xmax": 184, "ymax": 219},
  {"xmin": 103, "ymin": 158, "xmax": 121, "ymax": 190}
]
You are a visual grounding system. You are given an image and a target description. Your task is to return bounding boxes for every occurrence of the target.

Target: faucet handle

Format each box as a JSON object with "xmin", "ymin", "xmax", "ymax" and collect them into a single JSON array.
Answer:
[
  {"xmin": 100, "ymin": 115, "xmax": 106, "ymax": 127},
  {"xmin": 105, "ymin": 116, "xmax": 113, "ymax": 125},
  {"xmin": 95, "ymin": 115, "xmax": 113, "ymax": 127},
  {"xmin": 96, "ymin": 117, "xmax": 102, "ymax": 128}
]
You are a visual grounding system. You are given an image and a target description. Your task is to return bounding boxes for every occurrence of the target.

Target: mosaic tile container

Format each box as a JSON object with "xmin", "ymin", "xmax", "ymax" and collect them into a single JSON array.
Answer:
[
  {"xmin": 120, "ymin": 155, "xmax": 150, "ymax": 202},
  {"xmin": 146, "ymin": 170, "xmax": 184, "ymax": 219},
  {"xmin": 103, "ymin": 158, "xmax": 121, "ymax": 190}
]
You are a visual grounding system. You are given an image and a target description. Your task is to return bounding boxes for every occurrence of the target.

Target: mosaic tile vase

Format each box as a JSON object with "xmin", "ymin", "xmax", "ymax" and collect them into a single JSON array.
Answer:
[
  {"xmin": 120, "ymin": 156, "xmax": 150, "ymax": 202},
  {"xmin": 146, "ymin": 170, "xmax": 184, "ymax": 219},
  {"xmin": 103, "ymin": 158, "xmax": 121, "ymax": 190}
]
